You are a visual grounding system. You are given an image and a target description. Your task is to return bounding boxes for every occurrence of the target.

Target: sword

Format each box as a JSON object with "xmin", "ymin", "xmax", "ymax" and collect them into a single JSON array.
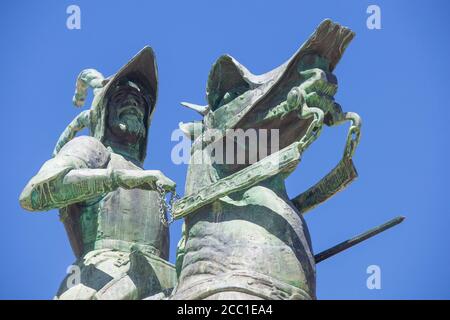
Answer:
[{"xmin": 314, "ymin": 216, "xmax": 405, "ymax": 263}]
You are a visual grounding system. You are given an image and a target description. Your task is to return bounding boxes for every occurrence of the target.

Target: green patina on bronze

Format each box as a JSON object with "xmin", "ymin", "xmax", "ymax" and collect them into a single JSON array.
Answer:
[
  {"xmin": 170, "ymin": 19, "xmax": 363, "ymax": 300},
  {"xmin": 19, "ymin": 19, "xmax": 404, "ymax": 301},
  {"xmin": 20, "ymin": 47, "xmax": 177, "ymax": 300}
]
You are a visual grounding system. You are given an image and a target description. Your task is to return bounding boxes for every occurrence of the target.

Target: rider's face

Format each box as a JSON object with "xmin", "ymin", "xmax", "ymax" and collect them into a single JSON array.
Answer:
[{"xmin": 106, "ymin": 83, "xmax": 147, "ymax": 145}]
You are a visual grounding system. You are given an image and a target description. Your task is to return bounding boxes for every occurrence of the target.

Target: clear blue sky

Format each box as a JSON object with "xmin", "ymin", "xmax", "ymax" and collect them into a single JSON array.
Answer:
[{"xmin": 1, "ymin": 0, "xmax": 449, "ymax": 299}]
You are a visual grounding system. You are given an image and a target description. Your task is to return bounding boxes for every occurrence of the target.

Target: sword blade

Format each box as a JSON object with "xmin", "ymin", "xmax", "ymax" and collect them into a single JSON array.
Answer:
[{"xmin": 314, "ymin": 216, "xmax": 405, "ymax": 263}]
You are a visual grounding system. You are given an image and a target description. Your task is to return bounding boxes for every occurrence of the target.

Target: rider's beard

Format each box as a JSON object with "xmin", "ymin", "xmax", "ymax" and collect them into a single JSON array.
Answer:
[{"xmin": 111, "ymin": 113, "xmax": 146, "ymax": 144}]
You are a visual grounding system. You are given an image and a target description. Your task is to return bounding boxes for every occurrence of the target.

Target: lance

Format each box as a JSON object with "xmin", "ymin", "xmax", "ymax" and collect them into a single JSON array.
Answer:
[{"xmin": 314, "ymin": 216, "xmax": 405, "ymax": 263}]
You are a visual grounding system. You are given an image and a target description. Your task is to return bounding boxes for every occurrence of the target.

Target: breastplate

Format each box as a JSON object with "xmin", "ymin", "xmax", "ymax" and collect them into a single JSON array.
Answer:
[{"xmin": 80, "ymin": 153, "xmax": 169, "ymax": 259}]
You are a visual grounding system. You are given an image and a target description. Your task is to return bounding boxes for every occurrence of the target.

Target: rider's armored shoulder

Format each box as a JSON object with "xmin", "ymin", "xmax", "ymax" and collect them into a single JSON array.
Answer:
[{"xmin": 57, "ymin": 136, "xmax": 111, "ymax": 169}]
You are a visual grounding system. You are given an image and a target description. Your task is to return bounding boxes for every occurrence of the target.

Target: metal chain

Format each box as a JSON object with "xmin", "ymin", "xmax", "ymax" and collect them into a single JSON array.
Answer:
[
  {"xmin": 156, "ymin": 183, "xmax": 168, "ymax": 226},
  {"xmin": 297, "ymin": 100, "xmax": 361, "ymax": 160},
  {"xmin": 343, "ymin": 112, "xmax": 362, "ymax": 159},
  {"xmin": 297, "ymin": 95, "xmax": 325, "ymax": 153},
  {"xmin": 298, "ymin": 116, "xmax": 323, "ymax": 152},
  {"xmin": 156, "ymin": 183, "xmax": 180, "ymax": 227}
]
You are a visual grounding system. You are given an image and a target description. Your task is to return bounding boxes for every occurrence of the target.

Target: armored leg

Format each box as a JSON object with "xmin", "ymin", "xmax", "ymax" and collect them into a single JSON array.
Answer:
[{"xmin": 55, "ymin": 249, "xmax": 176, "ymax": 300}]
